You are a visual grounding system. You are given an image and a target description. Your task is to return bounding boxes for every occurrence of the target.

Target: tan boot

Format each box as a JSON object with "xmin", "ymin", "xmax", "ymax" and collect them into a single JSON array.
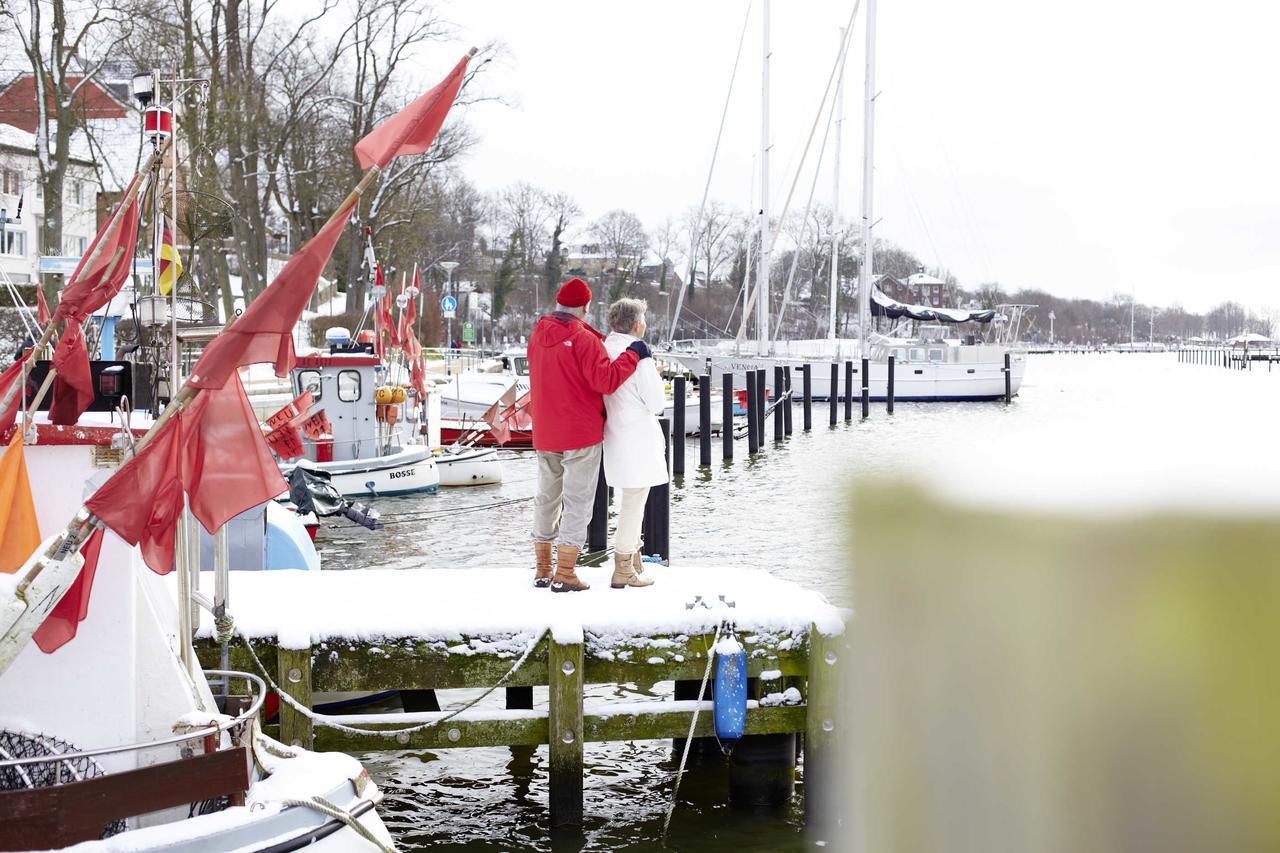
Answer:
[
  {"xmin": 633, "ymin": 551, "xmax": 645, "ymax": 575},
  {"xmin": 611, "ymin": 551, "xmax": 654, "ymax": 589},
  {"xmin": 551, "ymin": 544, "xmax": 590, "ymax": 593},
  {"xmin": 533, "ymin": 542, "xmax": 553, "ymax": 589}
]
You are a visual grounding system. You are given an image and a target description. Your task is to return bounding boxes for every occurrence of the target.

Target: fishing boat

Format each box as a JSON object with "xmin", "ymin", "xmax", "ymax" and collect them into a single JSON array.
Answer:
[{"xmin": 281, "ymin": 348, "xmax": 441, "ymax": 497}]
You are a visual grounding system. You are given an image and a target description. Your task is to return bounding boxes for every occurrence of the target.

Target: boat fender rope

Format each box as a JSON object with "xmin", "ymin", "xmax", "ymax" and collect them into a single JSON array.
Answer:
[
  {"xmin": 277, "ymin": 795, "xmax": 395, "ymax": 853},
  {"xmin": 661, "ymin": 618, "xmax": 725, "ymax": 844},
  {"xmin": 214, "ymin": 613, "xmax": 235, "ymax": 646},
  {"xmin": 238, "ymin": 626, "xmax": 546, "ymax": 738}
]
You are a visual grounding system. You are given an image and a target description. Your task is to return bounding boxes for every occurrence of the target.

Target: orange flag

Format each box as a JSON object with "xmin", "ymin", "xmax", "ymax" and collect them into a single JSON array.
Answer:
[
  {"xmin": 33, "ymin": 527, "xmax": 104, "ymax": 653},
  {"xmin": 354, "ymin": 53, "xmax": 470, "ymax": 170},
  {"xmin": 0, "ymin": 430, "xmax": 41, "ymax": 573}
]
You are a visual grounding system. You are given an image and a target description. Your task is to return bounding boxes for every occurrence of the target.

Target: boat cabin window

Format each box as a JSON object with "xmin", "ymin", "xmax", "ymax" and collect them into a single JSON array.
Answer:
[
  {"xmin": 909, "ymin": 347, "xmax": 925, "ymax": 362},
  {"xmin": 298, "ymin": 369, "xmax": 322, "ymax": 401},
  {"xmin": 928, "ymin": 348, "xmax": 945, "ymax": 362},
  {"xmin": 892, "ymin": 348, "xmax": 907, "ymax": 362},
  {"xmin": 337, "ymin": 369, "xmax": 361, "ymax": 402},
  {"xmin": 513, "ymin": 356, "xmax": 530, "ymax": 376}
]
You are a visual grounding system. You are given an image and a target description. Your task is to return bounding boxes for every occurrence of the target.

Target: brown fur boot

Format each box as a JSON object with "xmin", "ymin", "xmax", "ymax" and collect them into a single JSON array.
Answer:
[
  {"xmin": 611, "ymin": 551, "xmax": 654, "ymax": 589},
  {"xmin": 533, "ymin": 542, "xmax": 553, "ymax": 588},
  {"xmin": 551, "ymin": 544, "xmax": 590, "ymax": 593}
]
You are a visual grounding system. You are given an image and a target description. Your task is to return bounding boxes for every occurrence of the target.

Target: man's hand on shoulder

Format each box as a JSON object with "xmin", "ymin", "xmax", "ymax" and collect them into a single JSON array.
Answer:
[{"xmin": 627, "ymin": 340, "xmax": 652, "ymax": 360}]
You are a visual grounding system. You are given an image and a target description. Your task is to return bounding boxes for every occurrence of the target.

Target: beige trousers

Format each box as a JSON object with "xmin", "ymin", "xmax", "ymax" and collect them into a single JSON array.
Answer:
[{"xmin": 614, "ymin": 486, "xmax": 650, "ymax": 556}]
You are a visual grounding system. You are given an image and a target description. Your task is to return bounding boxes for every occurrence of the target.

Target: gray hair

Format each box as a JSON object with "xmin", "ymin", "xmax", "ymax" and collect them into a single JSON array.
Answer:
[
  {"xmin": 608, "ymin": 298, "xmax": 648, "ymax": 333},
  {"xmin": 555, "ymin": 303, "xmax": 587, "ymax": 318}
]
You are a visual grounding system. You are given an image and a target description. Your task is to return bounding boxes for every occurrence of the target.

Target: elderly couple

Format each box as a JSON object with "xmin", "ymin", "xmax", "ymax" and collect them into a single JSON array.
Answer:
[{"xmin": 526, "ymin": 277, "xmax": 667, "ymax": 592}]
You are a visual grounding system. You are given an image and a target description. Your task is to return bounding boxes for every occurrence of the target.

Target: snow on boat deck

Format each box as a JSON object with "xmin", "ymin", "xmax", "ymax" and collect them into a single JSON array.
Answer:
[{"xmin": 196, "ymin": 565, "xmax": 847, "ymax": 650}]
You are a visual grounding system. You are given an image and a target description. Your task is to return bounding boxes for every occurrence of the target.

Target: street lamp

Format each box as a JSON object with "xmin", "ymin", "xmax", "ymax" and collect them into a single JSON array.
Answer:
[{"xmin": 438, "ymin": 260, "xmax": 460, "ymax": 371}]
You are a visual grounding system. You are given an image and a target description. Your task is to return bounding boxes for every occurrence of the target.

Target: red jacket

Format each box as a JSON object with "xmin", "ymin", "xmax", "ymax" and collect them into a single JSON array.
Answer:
[{"xmin": 528, "ymin": 312, "xmax": 640, "ymax": 451}]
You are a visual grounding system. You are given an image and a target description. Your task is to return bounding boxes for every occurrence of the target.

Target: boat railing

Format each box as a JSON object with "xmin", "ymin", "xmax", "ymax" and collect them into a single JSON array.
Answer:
[{"xmin": 0, "ymin": 668, "xmax": 266, "ymax": 772}]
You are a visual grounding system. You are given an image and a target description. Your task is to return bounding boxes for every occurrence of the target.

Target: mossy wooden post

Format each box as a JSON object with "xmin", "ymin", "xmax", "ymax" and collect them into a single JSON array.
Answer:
[
  {"xmin": 277, "ymin": 645, "xmax": 314, "ymax": 750},
  {"xmin": 548, "ymin": 635, "xmax": 584, "ymax": 829},
  {"xmin": 805, "ymin": 625, "xmax": 839, "ymax": 819}
]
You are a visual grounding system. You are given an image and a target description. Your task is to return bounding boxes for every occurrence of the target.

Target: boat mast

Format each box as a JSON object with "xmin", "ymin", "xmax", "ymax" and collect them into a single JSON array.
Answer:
[
  {"xmin": 756, "ymin": 0, "xmax": 771, "ymax": 354},
  {"xmin": 829, "ymin": 26, "xmax": 846, "ymax": 342},
  {"xmin": 857, "ymin": 0, "xmax": 877, "ymax": 346}
]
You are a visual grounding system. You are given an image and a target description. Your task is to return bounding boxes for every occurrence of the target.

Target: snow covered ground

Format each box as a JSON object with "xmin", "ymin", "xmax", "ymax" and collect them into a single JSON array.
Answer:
[{"xmin": 194, "ymin": 565, "xmax": 847, "ymax": 650}]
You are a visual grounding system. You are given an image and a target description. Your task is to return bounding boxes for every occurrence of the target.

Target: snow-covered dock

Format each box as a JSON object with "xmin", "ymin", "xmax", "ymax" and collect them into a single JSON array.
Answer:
[{"xmin": 193, "ymin": 564, "xmax": 848, "ymax": 827}]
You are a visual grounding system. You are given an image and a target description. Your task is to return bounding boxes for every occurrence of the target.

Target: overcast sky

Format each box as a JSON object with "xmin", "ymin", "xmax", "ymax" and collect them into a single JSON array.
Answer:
[{"xmin": 427, "ymin": 0, "xmax": 1279, "ymax": 312}]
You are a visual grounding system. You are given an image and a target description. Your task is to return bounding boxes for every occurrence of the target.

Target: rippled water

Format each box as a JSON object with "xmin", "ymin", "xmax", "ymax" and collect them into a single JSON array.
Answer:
[{"xmin": 316, "ymin": 352, "xmax": 1275, "ymax": 850}]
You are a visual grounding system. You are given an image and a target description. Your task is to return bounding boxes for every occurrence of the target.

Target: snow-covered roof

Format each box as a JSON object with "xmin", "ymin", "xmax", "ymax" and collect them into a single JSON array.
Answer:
[{"xmin": 906, "ymin": 272, "xmax": 946, "ymax": 286}]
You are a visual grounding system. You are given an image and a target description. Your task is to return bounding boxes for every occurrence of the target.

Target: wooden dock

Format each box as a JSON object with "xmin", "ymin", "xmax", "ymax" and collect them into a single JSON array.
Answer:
[{"xmin": 193, "ymin": 564, "xmax": 847, "ymax": 827}]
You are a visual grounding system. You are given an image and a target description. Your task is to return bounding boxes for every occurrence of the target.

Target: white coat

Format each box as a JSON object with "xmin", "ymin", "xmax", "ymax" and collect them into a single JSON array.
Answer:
[{"xmin": 602, "ymin": 332, "xmax": 669, "ymax": 488}]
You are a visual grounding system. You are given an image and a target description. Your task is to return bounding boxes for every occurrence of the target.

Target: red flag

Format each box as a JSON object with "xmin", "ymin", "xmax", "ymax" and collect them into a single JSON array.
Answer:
[
  {"xmin": 482, "ymin": 385, "xmax": 518, "ymax": 445},
  {"xmin": 85, "ymin": 415, "xmax": 185, "ymax": 575},
  {"xmin": 397, "ymin": 267, "xmax": 418, "ymax": 348},
  {"xmin": 410, "ymin": 355, "xmax": 429, "ymax": 403},
  {"xmin": 188, "ymin": 200, "xmax": 354, "ymax": 389},
  {"xmin": 53, "ymin": 173, "xmax": 144, "ymax": 324},
  {"xmin": 354, "ymin": 53, "xmax": 470, "ymax": 170},
  {"xmin": 265, "ymin": 388, "xmax": 314, "ymax": 430},
  {"xmin": 300, "ymin": 408, "xmax": 332, "ymax": 440},
  {"xmin": 265, "ymin": 424, "xmax": 304, "ymax": 460},
  {"xmin": 0, "ymin": 350, "xmax": 33, "ymax": 429},
  {"xmin": 378, "ymin": 267, "xmax": 399, "ymax": 353},
  {"xmin": 508, "ymin": 391, "xmax": 533, "ymax": 429},
  {"xmin": 48, "ymin": 323, "xmax": 95, "ymax": 425},
  {"xmin": 181, "ymin": 375, "xmax": 288, "ymax": 534},
  {"xmin": 35, "ymin": 287, "xmax": 50, "ymax": 327},
  {"xmin": 33, "ymin": 528, "xmax": 105, "ymax": 653}
]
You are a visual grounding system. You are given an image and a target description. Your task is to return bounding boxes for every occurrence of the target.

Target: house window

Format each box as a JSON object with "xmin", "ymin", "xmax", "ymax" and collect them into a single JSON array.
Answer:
[
  {"xmin": 76, "ymin": 236, "xmax": 88, "ymax": 255},
  {"xmin": 0, "ymin": 169, "xmax": 20, "ymax": 196},
  {"xmin": 297, "ymin": 369, "xmax": 323, "ymax": 401},
  {"xmin": 1, "ymin": 230, "xmax": 26, "ymax": 257},
  {"xmin": 337, "ymin": 369, "xmax": 361, "ymax": 402},
  {"xmin": 73, "ymin": 181, "xmax": 84, "ymax": 205}
]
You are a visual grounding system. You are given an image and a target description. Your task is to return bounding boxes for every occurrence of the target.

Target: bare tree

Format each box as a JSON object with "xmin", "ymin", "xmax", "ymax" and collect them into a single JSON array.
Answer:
[
  {"xmin": 590, "ymin": 209, "xmax": 647, "ymax": 302},
  {"xmin": 542, "ymin": 191, "xmax": 580, "ymax": 297},
  {"xmin": 1, "ymin": 0, "xmax": 134, "ymax": 298},
  {"xmin": 649, "ymin": 215, "xmax": 680, "ymax": 293}
]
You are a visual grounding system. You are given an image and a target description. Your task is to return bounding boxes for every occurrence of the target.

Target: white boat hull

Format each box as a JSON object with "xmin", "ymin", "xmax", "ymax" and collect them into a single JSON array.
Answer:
[
  {"xmin": 436, "ymin": 445, "xmax": 503, "ymax": 486},
  {"xmin": 287, "ymin": 445, "xmax": 440, "ymax": 497},
  {"xmin": 669, "ymin": 351, "xmax": 1026, "ymax": 401}
]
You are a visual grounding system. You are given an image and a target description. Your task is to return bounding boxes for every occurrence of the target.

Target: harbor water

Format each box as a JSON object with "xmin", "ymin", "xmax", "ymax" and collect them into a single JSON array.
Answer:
[{"xmin": 315, "ymin": 353, "xmax": 1278, "ymax": 850}]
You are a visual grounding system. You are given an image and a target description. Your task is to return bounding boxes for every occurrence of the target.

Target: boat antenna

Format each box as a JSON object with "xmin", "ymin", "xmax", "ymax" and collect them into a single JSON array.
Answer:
[{"xmin": 857, "ymin": 0, "xmax": 877, "ymax": 348}]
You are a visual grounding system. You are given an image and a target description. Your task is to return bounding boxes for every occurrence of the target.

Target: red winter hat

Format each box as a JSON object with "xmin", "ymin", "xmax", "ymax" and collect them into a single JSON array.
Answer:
[{"xmin": 556, "ymin": 277, "xmax": 592, "ymax": 308}]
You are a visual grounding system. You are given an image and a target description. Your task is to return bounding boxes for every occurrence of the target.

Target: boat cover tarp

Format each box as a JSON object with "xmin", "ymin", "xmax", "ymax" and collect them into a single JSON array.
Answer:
[{"xmin": 870, "ymin": 286, "xmax": 998, "ymax": 324}]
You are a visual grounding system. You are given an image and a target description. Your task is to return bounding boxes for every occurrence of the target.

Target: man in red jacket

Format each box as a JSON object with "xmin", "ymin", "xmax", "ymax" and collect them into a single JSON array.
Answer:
[{"xmin": 528, "ymin": 278, "xmax": 648, "ymax": 591}]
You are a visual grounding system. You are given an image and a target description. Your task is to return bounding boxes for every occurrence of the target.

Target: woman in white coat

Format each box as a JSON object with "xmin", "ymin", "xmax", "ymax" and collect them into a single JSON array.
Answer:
[{"xmin": 602, "ymin": 298, "xmax": 667, "ymax": 588}]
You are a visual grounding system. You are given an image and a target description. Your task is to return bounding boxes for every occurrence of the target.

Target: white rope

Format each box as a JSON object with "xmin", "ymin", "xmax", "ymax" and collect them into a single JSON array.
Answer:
[
  {"xmin": 661, "ymin": 619, "xmax": 724, "ymax": 843},
  {"xmin": 239, "ymin": 626, "xmax": 546, "ymax": 738},
  {"xmin": 278, "ymin": 795, "xmax": 395, "ymax": 853}
]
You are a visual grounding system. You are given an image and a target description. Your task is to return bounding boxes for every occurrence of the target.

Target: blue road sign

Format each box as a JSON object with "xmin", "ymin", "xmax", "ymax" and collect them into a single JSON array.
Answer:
[{"xmin": 440, "ymin": 295, "xmax": 458, "ymax": 313}]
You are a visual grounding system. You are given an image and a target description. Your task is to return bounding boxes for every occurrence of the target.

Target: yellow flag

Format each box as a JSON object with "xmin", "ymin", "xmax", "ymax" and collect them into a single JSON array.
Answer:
[
  {"xmin": 0, "ymin": 431, "xmax": 41, "ymax": 573},
  {"xmin": 158, "ymin": 220, "xmax": 183, "ymax": 296}
]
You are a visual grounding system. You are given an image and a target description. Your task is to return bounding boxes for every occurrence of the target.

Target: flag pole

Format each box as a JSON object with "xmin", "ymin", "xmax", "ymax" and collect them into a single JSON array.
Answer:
[
  {"xmin": 3, "ymin": 142, "xmax": 171, "ymax": 428},
  {"xmin": 0, "ymin": 165, "xmax": 381, "ymax": 676}
]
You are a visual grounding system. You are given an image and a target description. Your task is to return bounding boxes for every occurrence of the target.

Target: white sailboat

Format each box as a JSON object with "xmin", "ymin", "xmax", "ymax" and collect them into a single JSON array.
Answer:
[{"xmin": 665, "ymin": 0, "xmax": 1028, "ymax": 402}]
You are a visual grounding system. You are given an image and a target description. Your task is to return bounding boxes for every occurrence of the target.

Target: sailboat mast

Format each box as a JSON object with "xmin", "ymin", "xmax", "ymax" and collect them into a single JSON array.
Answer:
[
  {"xmin": 829, "ymin": 26, "xmax": 846, "ymax": 341},
  {"xmin": 858, "ymin": 0, "xmax": 877, "ymax": 345},
  {"xmin": 757, "ymin": 0, "xmax": 771, "ymax": 352}
]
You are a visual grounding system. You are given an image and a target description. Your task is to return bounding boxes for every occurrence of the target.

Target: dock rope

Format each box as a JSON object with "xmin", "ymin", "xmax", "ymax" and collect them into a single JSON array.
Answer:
[
  {"xmin": 238, "ymin": 627, "xmax": 547, "ymax": 738},
  {"xmin": 278, "ymin": 795, "xmax": 395, "ymax": 853},
  {"xmin": 661, "ymin": 619, "xmax": 725, "ymax": 844}
]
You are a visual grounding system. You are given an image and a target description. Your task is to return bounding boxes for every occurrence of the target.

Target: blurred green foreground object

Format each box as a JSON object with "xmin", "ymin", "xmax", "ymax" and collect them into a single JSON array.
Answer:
[{"xmin": 846, "ymin": 482, "xmax": 1280, "ymax": 853}]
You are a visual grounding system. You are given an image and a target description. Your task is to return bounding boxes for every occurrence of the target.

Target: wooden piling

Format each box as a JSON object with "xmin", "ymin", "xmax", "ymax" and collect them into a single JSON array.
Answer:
[
  {"xmin": 783, "ymin": 366, "xmax": 793, "ymax": 436},
  {"xmin": 641, "ymin": 418, "xmax": 671, "ymax": 563},
  {"xmin": 588, "ymin": 463, "xmax": 609, "ymax": 553},
  {"xmin": 755, "ymin": 369, "xmax": 767, "ymax": 441},
  {"xmin": 860, "ymin": 357, "xmax": 870, "ymax": 419},
  {"xmin": 773, "ymin": 366, "xmax": 785, "ymax": 442},
  {"xmin": 746, "ymin": 371, "xmax": 759, "ymax": 454},
  {"xmin": 844, "ymin": 361, "xmax": 853, "ymax": 422},
  {"xmin": 1004, "ymin": 352, "xmax": 1013, "ymax": 403},
  {"xmin": 887, "ymin": 355, "xmax": 895, "ymax": 414},
  {"xmin": 802, "ymin": 364, "xmax": 812, "ymax": 431},
  {"xmin": 699, "ymin": 375, "xmax": 712, "ymax": 467},
  {"xmin": 829, "ymin": 363, "xmax": 838, "ymax": 426},
  {"xmin": 672, "ymin": 376, "xmax": 686, "ymax": 477},
  {"xmin": 277, "ymin": 646, "xmax": 314, "ymax": 749},
  {"xmin": 722, "ymin": 372, "xmax": 735, "ymax": 461},
  {"xmin": 548, "ymin": 636, "xmax": 585, "ymax": 830},
  {"xmin": 805, "ymin": 625, "xmax": 839, "ymax": 821}
]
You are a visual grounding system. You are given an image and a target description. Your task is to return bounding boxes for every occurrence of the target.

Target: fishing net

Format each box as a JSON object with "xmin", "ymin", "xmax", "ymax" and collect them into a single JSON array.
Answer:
[{"xmin": 0, "ymin": 729, "xmax": 125, "ymax": 838}]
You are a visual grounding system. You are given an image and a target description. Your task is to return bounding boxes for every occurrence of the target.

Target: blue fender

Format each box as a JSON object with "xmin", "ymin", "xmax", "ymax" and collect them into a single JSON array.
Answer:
[{"xmin": 713, "ymin": 636, "xmax": 747, "ymax": 741}]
